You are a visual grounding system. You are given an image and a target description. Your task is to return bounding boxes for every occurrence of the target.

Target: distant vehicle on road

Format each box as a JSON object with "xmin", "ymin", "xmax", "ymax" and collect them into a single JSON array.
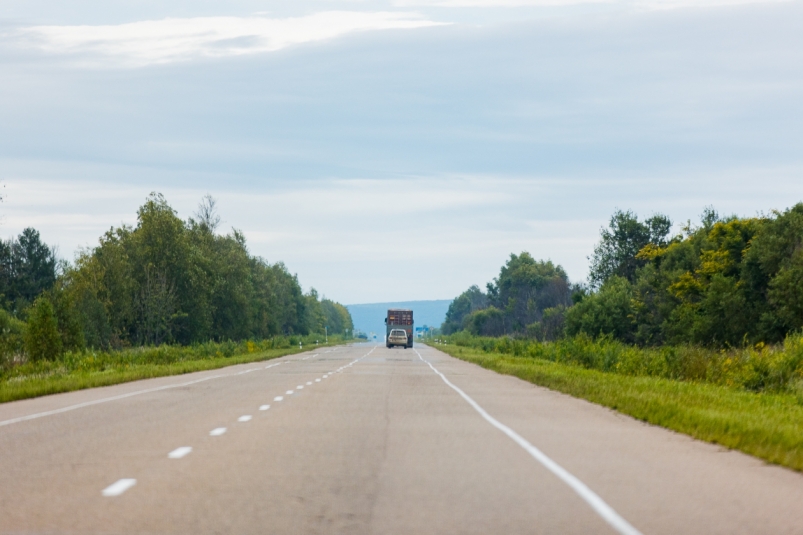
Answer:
[
  {"xmin": 387, "ymin": 329, "xmax": 409, "ymax": 348},
  {"xmin": 385, "ymin": 309, "xmax": 413, "ymax": 348}
]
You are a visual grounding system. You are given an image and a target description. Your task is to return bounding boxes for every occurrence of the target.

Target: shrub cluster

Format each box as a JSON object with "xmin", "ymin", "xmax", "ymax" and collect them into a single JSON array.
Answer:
[{"xmin": 444, "ymin": 331, "xmax": 803, "ymax": 394}]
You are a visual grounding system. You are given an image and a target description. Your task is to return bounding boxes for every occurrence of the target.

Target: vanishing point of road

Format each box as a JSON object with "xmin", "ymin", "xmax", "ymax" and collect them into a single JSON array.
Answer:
[{"xmin": 1, "ymin": 343, "xmax": 803, "ymax": 534}]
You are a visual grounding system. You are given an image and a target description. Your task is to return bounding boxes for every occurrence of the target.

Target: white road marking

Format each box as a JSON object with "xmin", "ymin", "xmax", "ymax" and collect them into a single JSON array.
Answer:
[
  {"xmin": 238, "ymin": 415, "xmax": 252, "ymax": 422},
  {"xmin": 259, "ymin": 405, "xmax": 270, "ymax": 411},
  {"xmin": 210, "ymin": 427, "xmax": 227, "ymax": 436},
  {"xmin": 414, "ymin": 349, "xmax": 642, "ymax": 535},
  {"xmin": 306, "ymin": 382, "xmax": 312, "ymax": 385},
  {"xmin": 274, "ymin": 396, "xmax": 284, "ymax": 401},
  {"xmin": 102, "ymin": 478, "xmax": 136, "ymax": 497},
  {"xmin": 296, "ymin": 385, "xmax": 304, "ymax": 389},
  {"xmin": 168, "ymin": 446, "xmax": 192, "ymax": 459},
  {"xmin": 0, "ymin": 362, "xmax": 285, "ymax": 428},
  {"xmin": 286, "ymin": 390, "xmax": 294, "ymax": 395},
  {"xmin": 315, "ymin": 379, "xmax": 321, "ymax": 382}
]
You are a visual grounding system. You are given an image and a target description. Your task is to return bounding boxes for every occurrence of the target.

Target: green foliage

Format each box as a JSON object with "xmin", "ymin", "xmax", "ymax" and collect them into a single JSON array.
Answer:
[
  {"xmin": 565, "ymin": 276, "xmax": 635, "ymax": 342},
  {"xmin": 58, "ymin": 193, "xmax": 351, "ymax": 349},
  {"xmin": 0, "ymin": 193, "xmax": 351, "ymax": 370},
  {"xmin": 449, "ymin": 202, "xmax": 803, "ymax": 349},
  {"xmin": 465, "ymin": 306, "xmax": 506, "ymax": 336},
  {"xmin": 442, "ymin": 285, "xmax": 488, "ymax": 334},
  {"xmin": 588, "ymin": 210, "xmax": 672, "ymax": 289},
  {"xmin": 440, "ymin": 331, "xmax": 803, "ymax": 394},
  {"xmin": 24, "ymin": 297, "xmax": 61, "ymax": 361},
  {"xmin": 443, "ymin": 253, "xmax": 571, "ymax": 336},
  {"xmin": 0, "ymin": 309, "xmax": 25, "ymax": 364},
  {"xmin": 0, "ymin": 227, "xmax": 57, "ymax": 312},
  {"xmin": 487, "ymin": 253, "xmax": 571, "ymax": 331},
  {"xmin": 320, "ymin": 299, "xmax": 354, "ymax": 335}
]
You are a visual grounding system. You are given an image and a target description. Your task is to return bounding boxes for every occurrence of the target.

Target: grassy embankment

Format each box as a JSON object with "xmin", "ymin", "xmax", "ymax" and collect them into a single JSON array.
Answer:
[
  {"xmin": 0, "ymin": 335, "xmax": 349, "ymax": 404},
  {"xmin": 424, "ymin": 333, "xmax": 803, "ymax": 472}
]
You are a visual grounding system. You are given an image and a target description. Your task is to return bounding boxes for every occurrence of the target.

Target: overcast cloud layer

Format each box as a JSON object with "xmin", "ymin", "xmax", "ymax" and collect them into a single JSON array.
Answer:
[{"xmin": 1, "ymin": 0, "xmax": 802, "ymax": 304}]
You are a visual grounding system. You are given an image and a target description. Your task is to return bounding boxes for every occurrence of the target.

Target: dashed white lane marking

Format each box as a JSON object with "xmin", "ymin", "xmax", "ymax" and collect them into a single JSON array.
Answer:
[
  {"xmin": 306, "ymin": 382, "xmax": 312, "ymax": 385},
  {"xmin": 238, "ymin": 415, "xmax": 252, "ymax": 422},
  {"xmin": 259, "ymin": 405, "xmax": 270, "ymax": 411},
  {"xmin": 210, "ymin": 427, "xmax": 227, "ymax": 436},
  {"xmin": 102, "ymin": 478, "xmax": 136, "ymax": 497},
  {"xmin": 168, "ymin": 447, "xmax": 192, "ymax": 459},
  {"xmin": 414, "ymin": 348, "xmax": 642, "ymax": 535},
  {"xmin": 315, "ymin": 379, "xmax": 321, "ymax": 382},
  {"xmin": 286, "ymin": 390, "xmax": 294, "ymax": 395},
  {"xmin": 296, "ymin": 385, "xmax": 304, "ymax": 389},
  {"xmin": 0, "ymin": 362, "xmax": 285, "ymax": 428},
  {"xmin": 274, "ymin": 396, "xmax": 284, "ymax": 401}
]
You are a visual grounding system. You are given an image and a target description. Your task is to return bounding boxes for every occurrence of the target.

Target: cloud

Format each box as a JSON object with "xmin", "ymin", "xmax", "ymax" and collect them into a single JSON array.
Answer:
[
  {"xmin": 391, "ymin": 0, "xmax": 788, "ymax": 8},
  {"xmin": 15, "ymin": 11, "xmax": 448, "ymax": 67}
]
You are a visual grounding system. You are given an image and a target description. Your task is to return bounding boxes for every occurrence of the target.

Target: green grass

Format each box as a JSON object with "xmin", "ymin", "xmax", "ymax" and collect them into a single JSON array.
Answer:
[
  {"xmin": 0, "ymin": 336, "xmax": 348, "ymax": 404},
  {"xmin": 427, "ymin": 341, "xmax": 803, "ymax": 472}
]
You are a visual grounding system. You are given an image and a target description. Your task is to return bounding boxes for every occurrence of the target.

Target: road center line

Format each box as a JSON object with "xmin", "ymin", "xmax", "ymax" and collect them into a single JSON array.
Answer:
[
  {"xmin": 238, "ymin": 415, "xmax": 252, "ymax": 422},
  {"xmin": 210, "ymin": 427, "xmax": 226, "ymax": 436},
  {"xmin": 259, "ymin": 405, "xmax": 270, "ymax": 410},
  {"xmin": 168, "ymin": 446, "xmax": 192, "ymax": 459},
  {"xmin": 102, "ymin": 478, "xmax": 136, "ymax": 497},
  {"xmin": 414, "ymin": 348, "xmax": 642, "ymax": 535},
  {"xmin": 0, "ymin": 361, "xmax": 287, "ymax": 428}
]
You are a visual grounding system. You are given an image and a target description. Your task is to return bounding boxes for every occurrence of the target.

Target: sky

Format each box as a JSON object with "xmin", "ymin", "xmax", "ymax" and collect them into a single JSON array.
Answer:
[{"xmin": 1, "ymin": 0, "xmax": 802, "ymax": 304}]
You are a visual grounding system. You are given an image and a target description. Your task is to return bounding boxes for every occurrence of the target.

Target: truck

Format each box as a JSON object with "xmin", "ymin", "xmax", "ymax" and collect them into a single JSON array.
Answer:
[{"xmin": 385, "ymin": 309, "xmax": 413, "ymax": 349}]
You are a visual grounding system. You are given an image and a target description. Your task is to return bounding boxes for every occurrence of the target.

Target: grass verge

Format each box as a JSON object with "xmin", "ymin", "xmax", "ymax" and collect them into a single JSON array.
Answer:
[
  {"xmin": 0, "ymin": 336, "xmax": 348, "ymax": 404},
  {"xmin": 427, "ymin": 341, "xmax": 803, "ymax": 472}
]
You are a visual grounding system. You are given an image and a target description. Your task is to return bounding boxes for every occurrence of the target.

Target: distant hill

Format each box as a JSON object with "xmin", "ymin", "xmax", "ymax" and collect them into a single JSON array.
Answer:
[{"xmin": 346, "ymin": 300, "xmax": 452, "ymax": 339}]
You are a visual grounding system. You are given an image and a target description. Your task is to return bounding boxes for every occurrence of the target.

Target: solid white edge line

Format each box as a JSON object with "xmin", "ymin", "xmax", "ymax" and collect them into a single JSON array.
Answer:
[
  {"xmin": 102, "ymin": 478, "xmax": 136, "ymax": 496},
  {"xmin": 414, "ymin": 348, "xmax": 642, "ymax": 535},
  {"xmin": 0, "ymin": 361, "xmax": 286, "ymax": 428}
]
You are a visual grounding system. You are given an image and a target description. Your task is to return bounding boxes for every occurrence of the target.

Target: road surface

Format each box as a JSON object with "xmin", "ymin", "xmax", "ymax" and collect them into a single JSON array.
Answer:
[{"xmin": 1, "ymin": 342, "xmax": 803, "ymax": 534}]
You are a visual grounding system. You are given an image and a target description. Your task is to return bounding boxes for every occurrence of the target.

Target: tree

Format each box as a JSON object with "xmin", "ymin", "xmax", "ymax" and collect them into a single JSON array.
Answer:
[
  {"xmin": 24, "ymin": 296, "xmax": 62, "ymax": 361},
  {"xmin": 0, "ymin": 228, "xmax": 57, "ymax": 309},
  {"xmin": 588, "ymin": 210, "xmax": 671, "ymax": 289},
  {"xmin": 487, "ymin": 253, "xmax": 571, "ymax": 332},
  {"xmin": 195, "ymin": 194, "xmax": 221, "ymax": 232},
  {"xmin": 442, "ymin": 285, "xmax": 488, "ymax": 334},
  {"xmin": 565, "ymin": 276, "xmax": 636, "ymax": 342}
]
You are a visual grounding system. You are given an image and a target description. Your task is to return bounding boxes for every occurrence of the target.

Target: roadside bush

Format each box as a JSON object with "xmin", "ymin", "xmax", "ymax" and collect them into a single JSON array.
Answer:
[
  {"xmin": 0, "ymin": 309, "xmax": 26, "ymax": 365},
  {"xmin": 24, "ymin": 296, "xmax": 62, "ymax": 361},
  {"xmin": 437, "ymin": 331, "xmax": 803, "ymax": 394}
]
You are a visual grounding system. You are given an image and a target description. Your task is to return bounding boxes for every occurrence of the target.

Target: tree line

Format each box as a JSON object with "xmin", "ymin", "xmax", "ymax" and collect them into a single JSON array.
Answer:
[
  {"xmin": 443, "ymin": 203, "xmax": 803, "ymax": 347},
  {"xmin": 1, "ymin": 193, "xmax": 353, "ymax": 361}
]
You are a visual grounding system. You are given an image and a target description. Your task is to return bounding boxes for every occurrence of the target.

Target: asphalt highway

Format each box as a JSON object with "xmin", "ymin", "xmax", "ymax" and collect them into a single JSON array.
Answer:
[{"xmin": 1, "ymin": 342, "xmax": 803, "ymax": 534}]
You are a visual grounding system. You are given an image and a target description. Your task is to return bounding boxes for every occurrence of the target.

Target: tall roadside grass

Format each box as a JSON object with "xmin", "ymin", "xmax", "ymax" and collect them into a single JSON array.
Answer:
[
  {"xmin": 425, "ymin": 334, "xmax": 803, "ymax": 471},
  {"xmin": 0, "ymin": 334, "xmax": 348, "ymax": 404},
  {"xmin": 440, "ymin": 331, "xmax": 803, "ymax": 395}
]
